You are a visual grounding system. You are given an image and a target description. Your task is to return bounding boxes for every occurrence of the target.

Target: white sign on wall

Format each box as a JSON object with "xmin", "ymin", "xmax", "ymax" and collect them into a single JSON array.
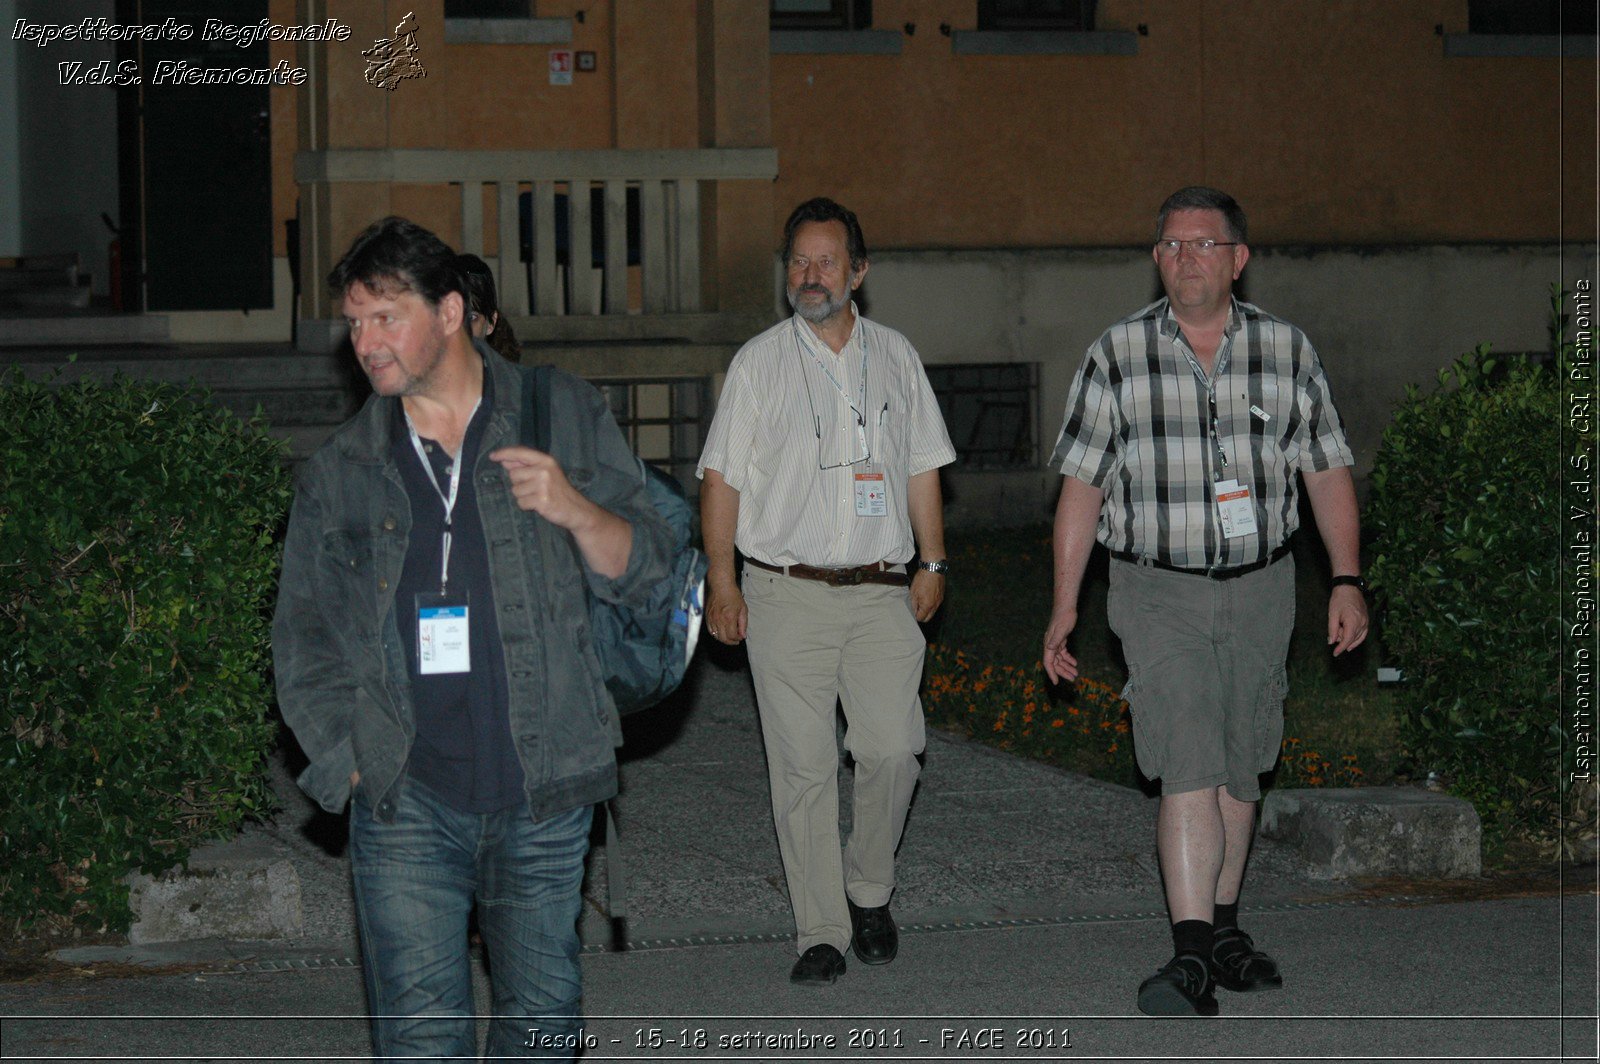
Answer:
[{"xmin": 548, "ymin": 48, "xmax": 573, "ymax": 86}]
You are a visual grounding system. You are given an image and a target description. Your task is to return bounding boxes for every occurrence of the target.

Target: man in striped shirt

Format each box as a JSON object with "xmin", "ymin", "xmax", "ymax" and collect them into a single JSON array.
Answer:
[
  {"xmin": 698, "ymin": 197, "xmax": 956, "ymax": 986},
  {"xmin": 1043, "ymin": 187, "xmax": 1369, "ymax": 1016}
]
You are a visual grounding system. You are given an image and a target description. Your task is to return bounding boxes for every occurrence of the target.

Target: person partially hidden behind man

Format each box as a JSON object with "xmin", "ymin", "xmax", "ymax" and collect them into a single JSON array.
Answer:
[
  {"xmin": 273, "ymin": 216, "xmax": 671, "ymax": 1060},
  {"xmin": 457, "ymin": 251, "xmax": 522, "ymax": 362},
  {"xmin": 1043, "ymin": 186, "xmax": 1369, "ymax": 1016},
  {"xmin": 698, "ymin": 196, "xmax": 957, "ymax": 985}
]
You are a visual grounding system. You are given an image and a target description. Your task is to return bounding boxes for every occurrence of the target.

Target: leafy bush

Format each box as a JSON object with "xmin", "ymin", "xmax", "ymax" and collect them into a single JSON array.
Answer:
[
  {"xmin": 0, "ymin": 371, "xmax": 290, "ymax": 933},
  {"xmin": 1366, "ymin": 293, "xmax": 1569, "ymax": 849}
]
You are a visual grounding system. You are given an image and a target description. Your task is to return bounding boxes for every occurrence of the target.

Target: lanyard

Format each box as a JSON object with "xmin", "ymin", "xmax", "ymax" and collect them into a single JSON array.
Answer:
[
  {"xmin": 404, "ymin": 399, "xmax": 480, "ymax": 594},
  {"xmin": 1175, "ymin": 331, "xmax": 1233, "ymax": 484},
  {"xmin": 795, "ymin": 316, "xmax": 870, "ymax": 458}
]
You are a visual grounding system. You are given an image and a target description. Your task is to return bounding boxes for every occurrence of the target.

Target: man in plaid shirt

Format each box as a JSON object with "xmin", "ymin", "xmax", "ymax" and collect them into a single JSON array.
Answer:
[{"xmin": 1043, "ymin": 186, "xmax": 1369, "ymax": 1016}]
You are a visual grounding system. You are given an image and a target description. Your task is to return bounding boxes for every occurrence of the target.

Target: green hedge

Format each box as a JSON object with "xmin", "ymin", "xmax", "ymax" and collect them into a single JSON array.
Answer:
[
  {"xmin": 1366, "ymin": 293, "xmax": 1568, "ymax": 848},
  {"xmin": 0, "ymin": 371, "xmax": 290, "ymax": 933}
]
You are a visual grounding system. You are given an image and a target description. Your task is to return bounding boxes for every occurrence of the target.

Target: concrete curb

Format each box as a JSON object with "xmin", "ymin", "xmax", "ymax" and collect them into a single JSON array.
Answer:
[
  {"xmin": 1260, "ymin": 785, "xmax": 1482, "ymax": 879},
  {"xmin": 126, "ymin": 837, "xmax": 305, "ymax": 945}
]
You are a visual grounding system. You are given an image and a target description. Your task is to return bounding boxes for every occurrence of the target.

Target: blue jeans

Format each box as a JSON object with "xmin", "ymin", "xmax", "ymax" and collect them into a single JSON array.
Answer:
[{"xmin": 350, "ymin": 777, "xmax": 592, "ymax": 1062}]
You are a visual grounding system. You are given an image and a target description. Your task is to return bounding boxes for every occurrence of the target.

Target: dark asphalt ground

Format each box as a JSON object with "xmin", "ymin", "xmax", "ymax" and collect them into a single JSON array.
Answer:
[{"xmin": 2, "ymin": 657, "xmax": 1595, "ymax": 1062}]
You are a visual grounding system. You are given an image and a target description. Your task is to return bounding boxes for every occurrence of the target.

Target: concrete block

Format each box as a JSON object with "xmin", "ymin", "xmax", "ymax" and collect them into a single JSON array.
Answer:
[
  {"xmin": 127, "ymin": 837, "xmax": 304, "ymax": 945},
  {"xmin": 1260, "ymin": 787, "xmax": 1481, "ymax": 879}
]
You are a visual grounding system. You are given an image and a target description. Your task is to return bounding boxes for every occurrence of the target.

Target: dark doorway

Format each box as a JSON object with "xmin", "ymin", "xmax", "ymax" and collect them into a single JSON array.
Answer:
[{"xmin": 116, "ymin": 0, "xmax": 274, "ymax": 311}]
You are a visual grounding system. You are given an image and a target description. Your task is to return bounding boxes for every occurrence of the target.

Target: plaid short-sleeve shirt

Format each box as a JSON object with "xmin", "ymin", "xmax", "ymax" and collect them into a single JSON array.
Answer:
[{"xmin": 1050, "ymin": 298, "xmax": 1353, "ymax": 570}]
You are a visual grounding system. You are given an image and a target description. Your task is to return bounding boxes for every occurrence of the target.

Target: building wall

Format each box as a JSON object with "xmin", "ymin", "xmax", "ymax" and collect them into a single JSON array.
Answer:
[
  {"xmin": 770, "ymin": 0, "xmax": 1595, "ymax": 249},
  {"xmin": 0, "ymin": 0, "xmax": 21, "ymax": 257},
  {"xmin": 863, "ymin": 243, "xmax": 1599, "ymax": 528},
  {"xmin": 12, "ymin": 0, "xmax": 118, "ymax": 294}
]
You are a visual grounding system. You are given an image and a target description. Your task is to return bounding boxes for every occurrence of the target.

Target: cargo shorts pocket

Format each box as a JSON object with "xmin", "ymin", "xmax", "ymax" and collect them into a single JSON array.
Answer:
[
  {"xmin": 1121, "ymin": 671, "xmax": 1163, "ymax": 782},
  {"xmin": 1253, "ymin": 664, "xmax": 1289, "ymax": 774}
]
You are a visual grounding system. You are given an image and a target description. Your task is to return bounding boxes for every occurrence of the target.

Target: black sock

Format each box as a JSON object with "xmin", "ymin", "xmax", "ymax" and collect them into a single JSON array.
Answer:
[
  {"xmin": 1213, "ymin": 901, "xmax": 1240, "ymax": 935},
  {"xmin": 1172, "ymin": 919, "xmax": 1213, "ymax": 960}
]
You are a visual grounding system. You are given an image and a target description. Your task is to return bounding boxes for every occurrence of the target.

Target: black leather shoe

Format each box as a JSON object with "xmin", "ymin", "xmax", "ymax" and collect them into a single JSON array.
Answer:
[
  {"xmin": 1210, "ymin": 929, "xmax": 1283, "ymax": 992},
  {"xmin": 848, "ymin": 900, "xmax": 898, "ymax": 965},
  {"xmin": 1137, "ymin": 953, "xmax": 1219, "ymax": 1016},
  {"xmin": 789, "ymin": 944, "xmax": 846, "ymax": 985}
]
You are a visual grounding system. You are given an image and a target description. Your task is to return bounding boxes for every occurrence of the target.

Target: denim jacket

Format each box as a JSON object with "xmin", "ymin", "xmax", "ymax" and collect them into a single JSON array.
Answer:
[{"xmin": 272, "ymin": 350, "xmax": 673, "ymax": 822}]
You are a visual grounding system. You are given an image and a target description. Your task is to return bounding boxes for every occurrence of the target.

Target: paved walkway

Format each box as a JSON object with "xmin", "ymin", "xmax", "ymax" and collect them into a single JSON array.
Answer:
[{"xmin": 2, "ymin": 650, "xmax": 1595, "ymax": 1061}]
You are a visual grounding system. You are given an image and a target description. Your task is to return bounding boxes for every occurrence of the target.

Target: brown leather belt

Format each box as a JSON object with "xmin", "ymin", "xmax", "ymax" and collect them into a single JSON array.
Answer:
[{"xmin": 744, "ymin": 557, "xmax": 909, "ymax": 587}]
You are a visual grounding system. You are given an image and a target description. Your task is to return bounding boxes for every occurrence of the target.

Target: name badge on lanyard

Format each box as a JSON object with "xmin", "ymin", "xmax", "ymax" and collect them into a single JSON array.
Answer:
[
  {"xmin": 854, "ymin": 472, "xmax": 886, "ymax": 517},
  {"xmin": 406, "ymin": 403, "xmax": 480, "ymax": 676},
  {"xmin": 1214, "ymin": 478, "xmax": 1259, "ymax": 539},
  {"xmin": 417, "ymin": 591, "xmax": 471, "ymax": 675}
]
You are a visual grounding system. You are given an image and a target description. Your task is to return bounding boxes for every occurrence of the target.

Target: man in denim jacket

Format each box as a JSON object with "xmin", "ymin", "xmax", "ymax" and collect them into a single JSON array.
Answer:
[{"xmin": 273, "ymin": 217, "xmax": 670, "ymax": 1061}]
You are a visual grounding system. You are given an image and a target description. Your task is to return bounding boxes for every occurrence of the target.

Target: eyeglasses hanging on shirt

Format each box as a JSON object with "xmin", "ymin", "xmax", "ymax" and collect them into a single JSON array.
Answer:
[{"xmin": 796, "ymin": 318, "xmax": 873, "ymax": 470}]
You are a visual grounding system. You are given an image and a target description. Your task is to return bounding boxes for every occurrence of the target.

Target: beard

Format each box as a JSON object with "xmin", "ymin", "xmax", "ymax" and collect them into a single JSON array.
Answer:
[
  {"xmin": 787, "ymin": 282, "xmax": 850, "ymax": 325},
  {"xmin": 363, "ymin": 328, "xmax": 450, "ymax": 399}
]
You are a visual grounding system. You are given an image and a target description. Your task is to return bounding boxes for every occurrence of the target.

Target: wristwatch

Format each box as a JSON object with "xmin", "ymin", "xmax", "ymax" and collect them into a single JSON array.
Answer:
[
  {"xmin": 1330, "ymin": 574, "xmax": 1369, "ymax": 595},
  {"xmin": 917, "ymin": 559, "xmax": 950, "ymax": 575}
]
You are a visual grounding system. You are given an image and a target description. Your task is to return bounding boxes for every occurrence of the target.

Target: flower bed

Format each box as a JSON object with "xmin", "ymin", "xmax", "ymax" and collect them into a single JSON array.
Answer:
[{"xmin": 923, "ymin": 643, "xmax": 1365, "ymax": 790}]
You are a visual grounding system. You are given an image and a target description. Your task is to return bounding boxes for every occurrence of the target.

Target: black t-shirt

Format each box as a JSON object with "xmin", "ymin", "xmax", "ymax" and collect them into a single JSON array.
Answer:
[{"xmin": 392, "ymin": 375, "xmax": 526, "ymax": 813}]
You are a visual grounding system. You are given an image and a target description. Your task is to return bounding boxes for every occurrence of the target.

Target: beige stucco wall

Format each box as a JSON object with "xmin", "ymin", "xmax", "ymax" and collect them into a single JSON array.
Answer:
[
  {"xmin": 863, "ymin": 243, "xmax": 1599, "ymax": 528},
  {"xmin": 771, "ymin": 0, "xmax": 1595, "ymax": 248}
]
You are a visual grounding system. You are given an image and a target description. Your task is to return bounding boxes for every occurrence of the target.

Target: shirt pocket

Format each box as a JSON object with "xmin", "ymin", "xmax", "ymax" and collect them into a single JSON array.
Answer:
[{"xmin": 871, "ymin": 394, "xmax": 909, "ymax": 475}]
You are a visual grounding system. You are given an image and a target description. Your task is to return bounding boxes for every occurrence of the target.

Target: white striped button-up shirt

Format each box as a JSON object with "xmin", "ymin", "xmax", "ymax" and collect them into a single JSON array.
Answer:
[
  {"xmin": 1051, "ymin": 298, "xmax": 1354, "ymax": 570},
  {"xmin": 698, "ymin": 308, "xmax": 956, "ymax": 568}
]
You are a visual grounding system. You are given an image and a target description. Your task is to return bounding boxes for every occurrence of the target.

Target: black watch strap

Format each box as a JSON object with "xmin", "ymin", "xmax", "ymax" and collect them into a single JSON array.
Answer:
[{"xmin": 1330, "ymin": 574, "xmax": 1368, "ymax": 594}]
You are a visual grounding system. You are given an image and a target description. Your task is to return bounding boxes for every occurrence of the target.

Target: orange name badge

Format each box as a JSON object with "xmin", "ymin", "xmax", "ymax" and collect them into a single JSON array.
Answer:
[
  {"xmin": 854, "ymin": 472, "xmax": 887, "ymax": 517},
  {"xmin": 1214, "ymin": 478, "xmax": 1258, "ymax": 539}
]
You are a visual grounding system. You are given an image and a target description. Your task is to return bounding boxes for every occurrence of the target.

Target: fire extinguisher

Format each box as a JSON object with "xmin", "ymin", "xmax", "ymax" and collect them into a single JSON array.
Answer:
[{"xmin": 102, "ymin": 212, "xmax": 122, "ymax": 312}]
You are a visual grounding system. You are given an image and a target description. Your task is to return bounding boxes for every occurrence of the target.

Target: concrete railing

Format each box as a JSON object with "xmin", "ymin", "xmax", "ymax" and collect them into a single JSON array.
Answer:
[{"xmin": 296, "ymin": 148, "xmax": 778, "ymax": 319}]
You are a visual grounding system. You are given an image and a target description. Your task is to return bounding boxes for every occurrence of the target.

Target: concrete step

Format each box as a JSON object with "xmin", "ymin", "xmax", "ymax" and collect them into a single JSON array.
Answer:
[
  {"xmin": 1260, "ymin": 785, "xmax": 1483, "ymax": 879},
  {"xmin": 271, "ymin": 423, "xmax": 342, "ymax": 462},
  {"xmin": 516, "ymin": 340, "xmax": 738, "ymax": 378},
  {"xmin": 214, "ymin": 388, "xmax": 362, "ymax": 427},
  {"xmin": 0, "ymin": 314, "xmax": 170, "ymax": 346},
  {"xmin": 7, "ymin": 340, "xmax": 737, "ymax": 464},
  {"xmin": 2, "ymin": 347, "xmax": 351, "ymax": 391},
  {"xmin": 0, "ymin": 286, "xmax": 93, "ymax": 311}
]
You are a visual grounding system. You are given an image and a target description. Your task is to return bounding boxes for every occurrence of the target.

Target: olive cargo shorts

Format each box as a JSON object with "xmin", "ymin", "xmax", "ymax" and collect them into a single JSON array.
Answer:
[{"xmin": 1107, "ymin": 554, "xmax": 1295, "ymax": 801}]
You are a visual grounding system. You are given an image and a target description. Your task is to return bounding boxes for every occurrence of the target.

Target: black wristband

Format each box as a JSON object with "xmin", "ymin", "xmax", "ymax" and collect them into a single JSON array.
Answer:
[{"xmin": 1330, "ymin": 574, "xmax": 1368, "ymax": 594}]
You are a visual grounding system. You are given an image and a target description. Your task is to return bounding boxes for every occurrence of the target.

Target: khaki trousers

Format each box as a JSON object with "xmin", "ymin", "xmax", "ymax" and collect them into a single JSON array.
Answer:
[{"xmin": 742, "ymin": 567, "xmax": 927, "ymax": 955}]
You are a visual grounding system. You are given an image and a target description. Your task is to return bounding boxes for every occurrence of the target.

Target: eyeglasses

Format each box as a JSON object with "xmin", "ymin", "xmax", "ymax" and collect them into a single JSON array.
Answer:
[
  {"xmin": 815, "ymin": 420, "xmax": 870, "ymax": 470},
  {"xmin": 797, "ymin": 340, "xmax": 872, "ymax": 469},
  {"xmin": 1155, "ymin": 239, "xmax": 1240, "ymax": 258}
]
